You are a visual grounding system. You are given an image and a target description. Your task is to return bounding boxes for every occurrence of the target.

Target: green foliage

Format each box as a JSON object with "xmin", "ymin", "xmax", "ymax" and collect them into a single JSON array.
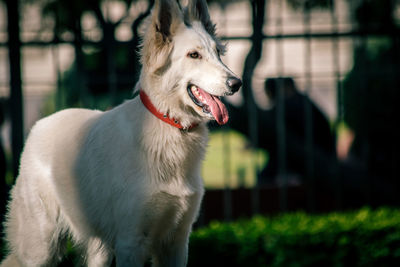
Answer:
[{"xmin": 189, "ymin": 207, "xmax": 400, "ymax": 266}]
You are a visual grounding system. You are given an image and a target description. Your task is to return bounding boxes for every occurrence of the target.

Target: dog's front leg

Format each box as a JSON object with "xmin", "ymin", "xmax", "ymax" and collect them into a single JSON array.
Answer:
[
  {"xmin": 153, "ymin": 205, "xmax": 200, "ymax": 267},
  {"xmin": 86, "ymin": 238, "xmax": 113, "ymax": 267},
  {"xmin": 152, "ymin": 190, "xmax": 204, "ymax": 267},
  {"xmin": 115, "ymin": 238, "xmax": 147, "ymax": 267},
  {"xmin": 152, "ymin": 234, "xmax": 190, "ymax": 267}
]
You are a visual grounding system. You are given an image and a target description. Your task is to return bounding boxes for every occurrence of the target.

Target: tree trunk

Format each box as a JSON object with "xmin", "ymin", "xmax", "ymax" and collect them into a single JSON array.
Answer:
[{"xmin": 242, "ymin": 0, "xmax": 266, "ymax": 147}]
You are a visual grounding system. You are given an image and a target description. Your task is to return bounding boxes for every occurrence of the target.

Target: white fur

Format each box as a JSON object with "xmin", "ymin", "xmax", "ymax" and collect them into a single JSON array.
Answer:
[{"xmin": 1, "ymin": 0, "xmax": 240, "ymax": 266}]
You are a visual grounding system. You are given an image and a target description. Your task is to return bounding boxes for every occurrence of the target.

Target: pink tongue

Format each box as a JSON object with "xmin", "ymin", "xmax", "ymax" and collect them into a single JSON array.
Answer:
[{"xmin": 198, "ymin": 89, "xmax": 229, "ymax": 125}]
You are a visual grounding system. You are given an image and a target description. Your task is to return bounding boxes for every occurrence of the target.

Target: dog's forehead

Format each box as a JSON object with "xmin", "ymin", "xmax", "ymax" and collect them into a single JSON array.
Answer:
[{"xmin": 175, "ymin": 21, "xmax": 217, "ymax": 51}]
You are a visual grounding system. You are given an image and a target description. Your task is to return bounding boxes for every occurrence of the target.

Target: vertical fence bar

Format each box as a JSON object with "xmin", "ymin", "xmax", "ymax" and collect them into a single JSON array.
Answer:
[
  {"xmin": 103, "ymin": 0, "xmax": 118, "ymax": 106},
  {"xmin": 357, "ymin": 15, "xmax": 371, "ymax": 205},
  {"xmin": 303, "ymin": 3, "xmax": 315, "ymax": 212},
  {"xmin": 393, "ymin": 23, "xmax": 400, "ymax": 207},
  {"xmin": 52, "ymin": 43, "xmax": 63, "ymax": 111},
  {"xmin": 276, "ymin": 0, "xmax": 287, "ymax": 212},
  {"xmin": 250, "ymin": 0, "xmax": 267, "ymax": 217},
  {"xmin": 222, "ymin": 128, "xmax": 232, "ymax": 221},
  {"xmin": 73, "ymin": 20, "xmax": 88, "ymax": 107},
  {"xmin": 106, "ymin": 28, "xmax": 117, "ymax": 106},
  {"xmin": 330, "ymin": 0, "xmax": 342, "ymax": 209},
  {"xmin": 276, "ymin": 78, "xmax": 287, "ymax": 212},
  {"xmin": 6, "ymin": 0, "xmax": 24, "ymax": 179},
  {"xmin": 242, "ymin": 0, "xmax": 265, "ymax": 216}
]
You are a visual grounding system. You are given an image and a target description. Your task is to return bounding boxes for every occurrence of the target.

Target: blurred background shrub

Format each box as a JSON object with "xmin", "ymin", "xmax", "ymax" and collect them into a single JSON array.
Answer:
[{"xmin": 189, "ymin": 207, "xmax": 400, "ymax": 266}]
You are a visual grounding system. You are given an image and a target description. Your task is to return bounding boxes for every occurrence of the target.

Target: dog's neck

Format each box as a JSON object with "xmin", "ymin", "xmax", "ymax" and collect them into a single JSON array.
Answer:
[{"xmin": 139, "ymin": 90, "xmax": 198, "ymax": 131}]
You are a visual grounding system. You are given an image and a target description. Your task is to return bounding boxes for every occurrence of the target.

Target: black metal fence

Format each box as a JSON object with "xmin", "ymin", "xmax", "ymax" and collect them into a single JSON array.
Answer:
[
  {"xmin": 205, "ymin": 0, "xmax": 400, "ymax": 224},
  {"xmin": 1, "ymin": 0, "xmax": 399, "ymax": 225}
]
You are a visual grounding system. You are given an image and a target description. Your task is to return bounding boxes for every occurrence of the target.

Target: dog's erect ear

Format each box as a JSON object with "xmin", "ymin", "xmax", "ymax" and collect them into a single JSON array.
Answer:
[
  {"xmin": 141, "ymin": 0, "xmax": 183, "ymax": 73},
  {"xmin": 186, "ymin": 0, "xmax": 216, "ymax": 36},
  {"xmin": 153, "ymin": 0, "xmax": 183, "ymax": 42}
]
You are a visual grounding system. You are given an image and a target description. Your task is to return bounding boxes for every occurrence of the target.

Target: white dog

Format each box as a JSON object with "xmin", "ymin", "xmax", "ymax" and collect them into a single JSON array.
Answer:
[{"xmin": 1, "ymin": 0, "xmax": 241, "ymax": 266}]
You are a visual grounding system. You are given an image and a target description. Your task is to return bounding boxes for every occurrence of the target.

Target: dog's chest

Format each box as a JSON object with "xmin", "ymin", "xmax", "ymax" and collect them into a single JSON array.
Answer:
[
  {"xmin": 142, "ymin": 190, "xmax": 200, "ymax": 243},
  {"xmin": 142, "ymin": 126, "xmax": 207, "ymax": 182},
  {"xmin": 137, "ymin": 125, "xmax": 207, "ymax": 243}
]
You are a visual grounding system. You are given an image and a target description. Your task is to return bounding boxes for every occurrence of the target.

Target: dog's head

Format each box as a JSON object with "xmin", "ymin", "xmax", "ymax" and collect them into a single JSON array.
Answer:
[{"xmin": 140, "ymin": 0, "xmax": 242, "ymax": 127}]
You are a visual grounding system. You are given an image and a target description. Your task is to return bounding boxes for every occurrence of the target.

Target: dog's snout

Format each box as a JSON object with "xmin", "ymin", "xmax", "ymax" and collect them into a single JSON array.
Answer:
[{"xmin": 226, "ymin": 77, "xmax": 242, "ymax": 93}]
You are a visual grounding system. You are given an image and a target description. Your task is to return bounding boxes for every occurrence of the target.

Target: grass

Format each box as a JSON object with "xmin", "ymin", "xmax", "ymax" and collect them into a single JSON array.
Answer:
[{"xmin": 202, "ymin": 129, "xmax": 267, "ymax": 189}]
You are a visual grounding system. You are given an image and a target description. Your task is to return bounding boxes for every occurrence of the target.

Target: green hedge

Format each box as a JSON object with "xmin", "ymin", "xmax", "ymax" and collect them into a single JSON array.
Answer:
[{"xmin": 189, "ymin": 207, "xmax": 400, "ymax": 267}]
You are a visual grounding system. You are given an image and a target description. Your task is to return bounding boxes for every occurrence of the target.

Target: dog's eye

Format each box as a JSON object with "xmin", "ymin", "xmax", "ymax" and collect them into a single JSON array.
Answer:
[{"xmin": 188, "ymin": 51, "xmax": 201, "ymax": 59}]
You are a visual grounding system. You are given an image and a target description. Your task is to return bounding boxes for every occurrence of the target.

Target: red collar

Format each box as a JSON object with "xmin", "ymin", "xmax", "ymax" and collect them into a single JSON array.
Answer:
[{"xmin": 139, "ymin": 90, "xmax": 198, "ymax": 131}]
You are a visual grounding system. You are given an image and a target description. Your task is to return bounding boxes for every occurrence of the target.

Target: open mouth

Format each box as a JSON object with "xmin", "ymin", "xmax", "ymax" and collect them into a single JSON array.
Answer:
[{"xmin": 187, "ymin": 84, "xmax": 229, "ymax": 125}]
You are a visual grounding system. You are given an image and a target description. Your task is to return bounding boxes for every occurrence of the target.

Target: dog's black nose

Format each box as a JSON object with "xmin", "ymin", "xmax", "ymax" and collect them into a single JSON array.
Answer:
[{"xmin": 227, "ymin": 77, "xmax": 242, "ymax": 93}]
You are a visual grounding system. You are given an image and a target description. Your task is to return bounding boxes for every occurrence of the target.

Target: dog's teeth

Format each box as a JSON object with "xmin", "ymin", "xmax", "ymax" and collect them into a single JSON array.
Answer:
[
  {"xmin": 190, "ymin": 85, "xmax": 205, "ymax": 103},
  {"xmin": 202, "ymin": 105, "xmax": 211, "ymax": 113}
]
